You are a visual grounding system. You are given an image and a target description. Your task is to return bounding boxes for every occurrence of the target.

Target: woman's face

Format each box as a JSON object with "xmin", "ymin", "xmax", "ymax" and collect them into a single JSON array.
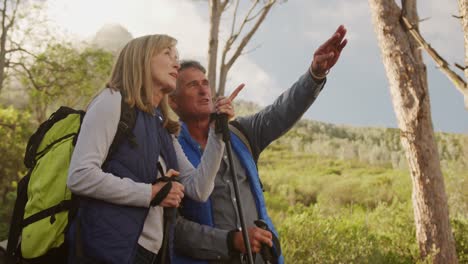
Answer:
[{"xmin": 150, "ymin": 46, "xmax": 180, "ymax": 93}]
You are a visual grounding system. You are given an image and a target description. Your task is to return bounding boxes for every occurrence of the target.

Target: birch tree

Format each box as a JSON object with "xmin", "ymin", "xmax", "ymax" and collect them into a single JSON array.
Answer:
[
  {"xmin": 0, "ymin": 0, "xmax": 22, "ymax": 92},
  {"xmin": 368, "ymin": 0, "xmax": 458, "ymax": 263},
  {"xmin": 457, "ymin": 0, "xmax": 468, "ymax": 108},
  {"xmin": 207, "ymin": 0, "xmax": 280, "ymax": 96}
]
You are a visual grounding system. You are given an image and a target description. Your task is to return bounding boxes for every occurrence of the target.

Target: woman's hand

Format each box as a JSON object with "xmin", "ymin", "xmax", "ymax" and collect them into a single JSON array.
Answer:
[{"xmin": 151, "ymin": 169, "xmax": 184, "ymax": 207}]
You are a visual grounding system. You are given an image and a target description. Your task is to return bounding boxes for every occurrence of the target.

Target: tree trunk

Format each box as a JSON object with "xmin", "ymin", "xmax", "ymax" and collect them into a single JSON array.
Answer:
[
  {"xmin": 368, "ymin": 0, "xmax": 458, "ymax": 263},
  {"xmin": 458, "ymin": 0, "xmax": 468, "ymax": 108},
  {"xmin": 207, "ymin": 0, "xmax": 222, "ymax": 96},
  {"xmin": 0, "ymin": 0, "xmax": 9, "ymax": 92},
  {"xmin": 218, "ymin": 61, "xmax": 228, "ymax": 96}
]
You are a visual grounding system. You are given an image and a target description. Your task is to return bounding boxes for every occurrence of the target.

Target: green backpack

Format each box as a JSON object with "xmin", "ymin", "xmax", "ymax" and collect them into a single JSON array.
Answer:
[{"xmin": 6, "ymin": 98, "xmax": 136, "ymax": 263}]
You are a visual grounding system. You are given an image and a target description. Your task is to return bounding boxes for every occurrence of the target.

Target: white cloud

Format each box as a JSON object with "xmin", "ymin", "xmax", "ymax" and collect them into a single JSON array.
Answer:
[
  {"xmin": 226, "ymin": 56, "xmax": 281, "ymax": 105},
  {"xmin": 46, "ymin": 0, "xmax": 279, "ymax": 104},
  {"xmin": 301, "ymin": 0, "xmax": 372, "ymax": 45}
]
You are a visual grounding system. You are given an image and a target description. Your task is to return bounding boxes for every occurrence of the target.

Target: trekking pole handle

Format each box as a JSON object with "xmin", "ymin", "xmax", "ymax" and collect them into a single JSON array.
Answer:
[
  {"xmin": 213, "ymin": 113, "xmax": 230, "ymax": 142},
  {"xmin": 254, "ymin": 220, "xmax": 274, "ymax": 264}
]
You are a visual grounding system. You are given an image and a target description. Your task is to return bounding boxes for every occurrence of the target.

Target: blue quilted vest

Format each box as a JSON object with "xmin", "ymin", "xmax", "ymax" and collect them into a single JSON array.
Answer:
[
  {"xmin": 173, "ymin": 123, "xmax": 284, "ymax": 264},
  {"xmin": 76, "ymin": 108, "xmax": 178, "ymax": 264}
]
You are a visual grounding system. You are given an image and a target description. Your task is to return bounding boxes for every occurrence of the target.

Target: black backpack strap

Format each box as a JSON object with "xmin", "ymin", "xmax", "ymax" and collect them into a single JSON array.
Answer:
[
  {"xmin": 6, "ymin": 172, "xmax": 30, "ymax": 263},
  {"xmin": 21, "ymin": 200, "xmax": 74, "ymax": 228},
  {"xmin": 105, "ymin": 97, "xmax": 137, "ymax": 164}
]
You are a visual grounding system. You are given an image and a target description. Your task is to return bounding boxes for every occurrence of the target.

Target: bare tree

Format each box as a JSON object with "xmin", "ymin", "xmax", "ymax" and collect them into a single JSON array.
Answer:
[
  {"xmin": 368, "ymin": 0, "xmax": 458, "ymax": 263},
  {"xmin": 457, "ymin": 0, "xmax": 468, "ymax": 108},
  {"xmin": 397, "ymin": 0, "xmax": 468, "ymax": 109},
  {"xmin": 0, "ymin": 0, "xmax": 49, "ymax": 94},
  {"xmin": 0, "ymin": 0, "xmax": 21, "ymax": 92},
  {"xmin": 207, "ymin": 0, "xmax": 279, "ymax": 96}
]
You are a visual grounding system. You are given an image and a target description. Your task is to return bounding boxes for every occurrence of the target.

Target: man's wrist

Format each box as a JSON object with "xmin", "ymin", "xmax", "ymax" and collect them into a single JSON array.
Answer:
[
  {"xmin": 309, "ymin": 67, "xmax": 328, "ymax": 82},
  {"xmin": 226, "ymin": 229, "xmax": 238, "ymax": 255}
]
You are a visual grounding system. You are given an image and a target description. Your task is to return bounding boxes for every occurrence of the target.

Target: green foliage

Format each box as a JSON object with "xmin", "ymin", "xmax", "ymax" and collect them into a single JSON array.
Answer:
[
  {"xmin": 23, "ymin": 43, "xmax": 114, "ymax": 123},
  {"xmin": 276, "ymin": 203, "xmax": 420, "ymax": 263},
  {"xmin": 0, "ymin": 106, "xmax": 32, "ymax": 239},
  {"xmin": 259, "ymin": 150, "xmax": 412, "ymax": 210},
  {"xmin": 257, "ymin": 137, "xmax": 468, "ymax": 262},
  {"xmin": 452, "ymin": 218, "xmax": 468, "ymax": 263},
  {"xmin": 233, "ymin": 101, "xmax": 468, "ymax": 171}
]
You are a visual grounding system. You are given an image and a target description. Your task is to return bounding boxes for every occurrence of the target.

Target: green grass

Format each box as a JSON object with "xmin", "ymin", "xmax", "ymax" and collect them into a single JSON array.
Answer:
[{"xmin": 258, "ymin": 144, "xmax": 468, "ymax": 263}]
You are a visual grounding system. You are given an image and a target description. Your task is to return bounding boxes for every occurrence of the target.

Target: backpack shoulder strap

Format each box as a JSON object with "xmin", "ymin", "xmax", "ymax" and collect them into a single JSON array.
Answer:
[
  {"xmin": 229, "ymin": 120, "xmax": 265, "ymax": 191},
  {"xmin": 5, "ymin": 172, "xmax": 30, "ymax": 262},
  {"xmin": 229, "ymin": 120, "xmax": 260, "ymax": 164},
  {"xmin": 106, "ymin": 96, "xmax": 137, "ymax": 159},
  {"xmin": 229, "ymin": 123, "xmax": 252, "ymax": 155}
]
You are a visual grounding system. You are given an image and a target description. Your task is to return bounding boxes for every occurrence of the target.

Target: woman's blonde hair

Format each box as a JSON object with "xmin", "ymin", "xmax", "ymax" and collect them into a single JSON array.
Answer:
[{"xmin": 107, "ymin": 34, "xmax": 180, "ymax": 134}]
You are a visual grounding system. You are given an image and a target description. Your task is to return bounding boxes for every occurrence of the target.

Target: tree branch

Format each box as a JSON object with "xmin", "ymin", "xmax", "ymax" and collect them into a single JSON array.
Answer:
[
  {"xmin": 246, "ymin": 3, "xmax": 271, "ymax": 22},
  {"xmin": 0, "ymin": 122, "xmax": 16, "ymax": 129},
  {"xmin": 9, "ymin": 61, "xmax": 45, "ymax": 90},
  {"xmin": 401, "ymin": 15, "xmax": 467, "ymax": 94},
  {"xmin": 234, "ymin": 0, "xmax": 259, "ymax": 40},
  {"xmin": 455, "ymin": 63, "xmax": 467, "ymax": 71},
  {"xmin": 221, "ymin": 0, "xmax": 261, "ymax": 75},
  {"xmin": 241, "ymin": 43, "xmax": 263, "ymax": 56},
  {"xmin": 5, "ymin": 0, "xmax": 20, "ymax": 32},
  {"xmin": 220, "ymin": 0, "xmax": 229, "ymax": 11},
  {"xmin": 1, "ymin": 0, "xmax": 7, "ymax": 33},
  {"xmin": 226, "ymin": 0, "xmax": 275, "ymax": 69},
  {"xmin": 229, "ymin": 0, "xmax": 240, "ymax": 39}
]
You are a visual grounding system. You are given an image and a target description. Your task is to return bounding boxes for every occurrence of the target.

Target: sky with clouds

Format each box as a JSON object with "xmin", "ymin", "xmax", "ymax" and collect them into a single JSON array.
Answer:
[{"xmin": 46, "ymin": 0, "xmax": 468, "ymax": 133}]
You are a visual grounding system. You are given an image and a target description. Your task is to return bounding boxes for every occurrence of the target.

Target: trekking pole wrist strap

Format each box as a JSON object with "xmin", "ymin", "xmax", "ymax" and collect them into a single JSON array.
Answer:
[{"xmin": 150, "ymin": 177, "xmax": 174, "ymax": 207}]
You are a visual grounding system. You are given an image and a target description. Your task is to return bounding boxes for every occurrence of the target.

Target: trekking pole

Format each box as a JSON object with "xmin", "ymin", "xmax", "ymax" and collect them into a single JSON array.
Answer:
[
  {"xmin": 254, "ymin": 220, "xmax": 276, "ymax": 264},
  {"xmin": 160, "ymin": 207, "xmax": 175, "ymax": 264},
  {"xmin": 214, "ymin": 113, "xmax": 254, "ymax": 264}
]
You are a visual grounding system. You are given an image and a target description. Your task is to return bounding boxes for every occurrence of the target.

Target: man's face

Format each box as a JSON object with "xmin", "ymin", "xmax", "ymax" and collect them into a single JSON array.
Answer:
[{"xmin": 171, "ymin": 67, "xmax": 213, "ymax": 120}]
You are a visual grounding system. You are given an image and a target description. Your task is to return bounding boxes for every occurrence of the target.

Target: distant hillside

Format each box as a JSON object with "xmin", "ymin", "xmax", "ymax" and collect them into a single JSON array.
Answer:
[{"xmin": 234, "ymin": 100, "xmax": 468, "ymax": 171}]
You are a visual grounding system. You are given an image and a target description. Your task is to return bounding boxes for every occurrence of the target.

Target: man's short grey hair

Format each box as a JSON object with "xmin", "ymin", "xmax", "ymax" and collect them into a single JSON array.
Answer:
[
  {"xmin": 172, "ymin": 60, "xmax": 208, "ymax": 96},
  {"xmin": 179, "ymin": 60, "xmax": 206, "ymax": 73}
]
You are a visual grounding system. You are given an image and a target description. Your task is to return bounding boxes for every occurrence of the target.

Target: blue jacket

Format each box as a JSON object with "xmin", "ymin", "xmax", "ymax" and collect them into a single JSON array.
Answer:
[
  {"xmin": 75, "ymin": 109, "xmax": 178, "ymax": 264},
  {"xmin": 173, "ymin": 123, "xmax": 284, "ymax": 264}
]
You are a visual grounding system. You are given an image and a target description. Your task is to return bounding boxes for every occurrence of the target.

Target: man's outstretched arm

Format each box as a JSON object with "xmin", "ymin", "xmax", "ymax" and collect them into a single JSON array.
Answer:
[{"xmin": 235, "ymin": 25, "xmax": 348, "ymax": 154}]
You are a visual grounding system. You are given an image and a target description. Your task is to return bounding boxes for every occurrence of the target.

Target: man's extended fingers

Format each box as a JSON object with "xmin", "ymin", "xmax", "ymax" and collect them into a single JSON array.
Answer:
[
  {"xmin": 338, "ymin": 38, "xmax": 348, "ymax": 52},
  {"xmin": 228, "ymin": 83, "xmax": 245, "ymax": 102},
  {"xmin": 320, "ymin": 25, "xmax": 346, "ymax": 50},
  {"xmin": 321, "ymin": 31, "xmax": 341, "ymax": 49}
]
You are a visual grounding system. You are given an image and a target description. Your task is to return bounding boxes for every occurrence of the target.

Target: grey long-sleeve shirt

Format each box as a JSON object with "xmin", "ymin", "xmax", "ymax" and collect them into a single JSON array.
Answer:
[{"xmin": 174, "ymin": 71, "xmax": 325, "ymax": 263}]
